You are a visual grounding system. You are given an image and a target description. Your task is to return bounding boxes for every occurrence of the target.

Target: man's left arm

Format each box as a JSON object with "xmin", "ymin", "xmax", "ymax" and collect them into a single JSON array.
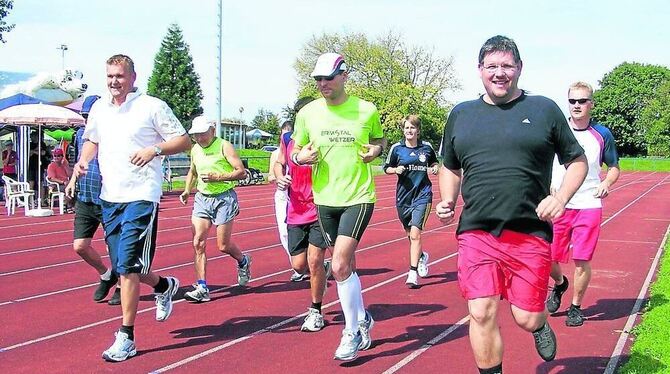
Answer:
[
  {"xmin": 360, "ymin": 108, "xmax": 386, "ymax": 163},
  {"xmin": 131, "ymin": 102, "xmax": 191, "ymax": 166},
  {"xmin": 595, "ymin": 166, "xmax": 620, "ymax": 198}
]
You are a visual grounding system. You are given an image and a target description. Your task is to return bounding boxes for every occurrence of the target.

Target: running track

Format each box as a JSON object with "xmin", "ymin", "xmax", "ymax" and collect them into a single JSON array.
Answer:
[{"xmin": 0, "ymin": 172, "xmax": 668, "ymax": 373}]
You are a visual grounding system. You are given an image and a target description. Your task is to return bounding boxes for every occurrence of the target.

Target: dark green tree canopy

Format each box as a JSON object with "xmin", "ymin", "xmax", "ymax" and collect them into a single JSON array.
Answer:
[
  {"xmin": 0, "ymin": 0, "xmax": 15, "ymax": 43},
  {"xmin": 148, "ymin": 23, "xmax": 203, "ymax": 131},
  {"xmin": 294, "ymin": 31, "xmax": 459, "ymax": 148},
  {"xmin": 639, "ymin": 81, "xmax": 670, "ymax": 157},
  {"xmin": 592, "ymin": 62, "xmax": 670, "ymax": 156}
]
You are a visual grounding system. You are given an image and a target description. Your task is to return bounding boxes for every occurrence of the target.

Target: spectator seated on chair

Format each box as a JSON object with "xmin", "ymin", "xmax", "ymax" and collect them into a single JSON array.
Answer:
[{"xmin": 46, "ymin": 148, "xmax": 74, "ymax": 212}]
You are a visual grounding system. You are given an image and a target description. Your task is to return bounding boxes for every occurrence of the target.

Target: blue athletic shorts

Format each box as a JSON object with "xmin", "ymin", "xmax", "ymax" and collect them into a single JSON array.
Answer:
[
  {"xmin": 101, "ymin": 200, "xmax": 159, "ymax": 275},
  {"xmin": 396, "ymin": 202, "xmax": 432, "ymax": 230}
]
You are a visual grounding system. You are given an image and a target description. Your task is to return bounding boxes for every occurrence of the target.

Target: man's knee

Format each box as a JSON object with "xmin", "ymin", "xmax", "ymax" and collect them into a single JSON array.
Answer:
[
  {"xmin": 73, "ymin": 239, "xmax": 92, "ymax": 255},
  {"xmin": 469, "ymin": 299, "xmax": 498, "ymax": 325}
]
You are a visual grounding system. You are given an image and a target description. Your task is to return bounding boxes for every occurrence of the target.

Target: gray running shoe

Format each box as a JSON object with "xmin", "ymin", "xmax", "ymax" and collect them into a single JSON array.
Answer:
[
  {"xmin": 102, "ymin": 331, "xmax": 137, "ymax": 362},
  {"xmin": 565, "ymin": 304, "xmax": 584, "ymax": 327},
  {"xmin": 238, "ymin": 254, "xmax": 252, "ymax": 286},
  {"xmin": 358, "ymin": 310, "xmax": 375, "ymax": 350},
  {"xmin": 532, "ymin": 322, "xmax": 557, "ymax": 361},
  {"xmin": 334, "ymin": 329, "xmax": 362, "ymax": 361},
  {"xmin": 546, "ymin": 276, "xmax": 569, "ymax": 314},
  {"xmin": 184, "ymin": 283, "xmax": 211, "ymax": 303},
  {"xmin": 155, "ymin": 276, "xmax": 179, "ymax": 321}
]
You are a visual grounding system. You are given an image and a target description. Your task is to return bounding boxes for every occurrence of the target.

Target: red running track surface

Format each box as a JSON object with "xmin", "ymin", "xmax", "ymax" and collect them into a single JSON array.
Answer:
[{"xmin": 0, "ymin": 171, "xmax": 668, "ymax": 373}]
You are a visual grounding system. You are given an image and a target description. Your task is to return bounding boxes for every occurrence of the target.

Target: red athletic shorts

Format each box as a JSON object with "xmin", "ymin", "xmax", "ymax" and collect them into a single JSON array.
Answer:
[
  {"xmin": 551, "ymin": 208, "xmax": 602, "ymax": 263},
  {"xmin": 457, "ymin": 230, "xmax": 551, "ymax": 312}
]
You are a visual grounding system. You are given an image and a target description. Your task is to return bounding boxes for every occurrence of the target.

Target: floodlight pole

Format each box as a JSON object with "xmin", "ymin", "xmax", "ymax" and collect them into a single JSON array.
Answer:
[
  {"xmin": 58, "ymin": 44, "xmax": 68, "ymax": 69},
  {"xmin": 216, "ymin": 0, "xmax": 222, "ymax": 139}
]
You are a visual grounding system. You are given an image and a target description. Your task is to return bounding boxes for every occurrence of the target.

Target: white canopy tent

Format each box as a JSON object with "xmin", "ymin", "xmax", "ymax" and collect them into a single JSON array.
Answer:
[{"xmin": 0, "ymin": 103, "xmax": 84, "ymax": 216}]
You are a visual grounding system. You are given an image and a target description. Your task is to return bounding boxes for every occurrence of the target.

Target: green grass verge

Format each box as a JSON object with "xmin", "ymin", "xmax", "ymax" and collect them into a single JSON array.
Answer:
[
  {"xmin": 619, "ymin": 231, "xmax": 670, "ymax": 373},
  {"xmin": 618, "ymin": 158, "xmax": 670, "ymax": 172}
]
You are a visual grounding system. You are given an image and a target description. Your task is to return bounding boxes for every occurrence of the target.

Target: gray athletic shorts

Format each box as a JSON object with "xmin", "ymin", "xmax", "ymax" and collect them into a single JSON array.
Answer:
[{"xmin": 193, "ymin": 189, "xmax": 239, "ymax": 225}]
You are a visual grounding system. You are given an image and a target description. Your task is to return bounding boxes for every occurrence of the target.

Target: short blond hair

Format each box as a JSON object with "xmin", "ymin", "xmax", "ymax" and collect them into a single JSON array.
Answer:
[
  {"xmin": 106, "ymin": 54, "xmax": 135, "ymax": 73},
  {"xmin": 568, "ymin": 81, "xmax": 593, "ymax": 98}
]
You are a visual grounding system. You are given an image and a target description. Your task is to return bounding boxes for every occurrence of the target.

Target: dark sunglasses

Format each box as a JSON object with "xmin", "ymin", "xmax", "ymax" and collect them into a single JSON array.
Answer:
[
  {"xmin": 313, "ymin": 72, "xmax": 341, "ymax": 82},
  {"xmin": 568, "ymin": 98, "xmax": 591, "ymax": 105}
]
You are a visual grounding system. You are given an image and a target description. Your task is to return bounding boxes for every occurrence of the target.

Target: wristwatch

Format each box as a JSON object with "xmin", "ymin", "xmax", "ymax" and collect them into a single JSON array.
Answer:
[{"xmin": 153, "ymin": 146, "xmax": 163, "ymax": 156}]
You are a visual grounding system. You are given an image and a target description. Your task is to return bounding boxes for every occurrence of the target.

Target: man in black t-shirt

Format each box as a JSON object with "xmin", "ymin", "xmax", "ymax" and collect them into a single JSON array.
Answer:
[{"xmin": 436, "ymin": 35, "xmax": 587, "ymax": 374}]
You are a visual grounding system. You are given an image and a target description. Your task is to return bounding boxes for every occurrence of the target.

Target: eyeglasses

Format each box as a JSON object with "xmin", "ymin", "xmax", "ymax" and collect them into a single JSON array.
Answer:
[
  {"xmin": 568, "ymin": 98, "xmax": 591, "ymax": 105},
  {"xmin": 481, "ymin": 64, "xmax": 517, "ymax": 73},
  {"xmin": 313, "ymin": 72, "xmax": 341, "ymax": 82},
  {"xmin": 54, "ymin": 155, "xmax": 63, "ymax": 158}
]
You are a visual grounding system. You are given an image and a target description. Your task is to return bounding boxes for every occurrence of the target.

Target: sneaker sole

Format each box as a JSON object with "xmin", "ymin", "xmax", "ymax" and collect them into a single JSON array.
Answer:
[
  {"xmin": 333, "ymin": 351, "xmax": 358, "ymax": 361},
  {"xmin": 300, "ymin": 325, "xmax": 324, "ymax": 332},
  {"xmin": 102, "ymin": 349, "xmax": 137, "ymax": 362},
  {"xmin": 406, "ymin": 282, "xmax": 420, "ymax": 289},
  {"xmin": 184, "ymin": 295, "xmax": 211, "ymax": 303}
]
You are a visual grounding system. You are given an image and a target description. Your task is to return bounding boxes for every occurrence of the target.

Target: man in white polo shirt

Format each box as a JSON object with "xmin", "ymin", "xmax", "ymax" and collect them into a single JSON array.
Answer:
[{"xmin": 75, "ymin": 54, "xmax": 191, "ymax": 362}]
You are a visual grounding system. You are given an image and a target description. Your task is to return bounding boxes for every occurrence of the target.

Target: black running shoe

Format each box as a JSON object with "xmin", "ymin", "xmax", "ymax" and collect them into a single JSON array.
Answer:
[
  {"xmin": 532, "ymin": 322, "xmax": 557, "ymax": 362},
  {"xmin": 107, "ymin": 288, "xmax": 121, "ymax": 306},
  {"xmin": 546, "ymin": 275, "xmax": 569, "ymax": 313},
  {"xmin": 94, "ymin": 273, "xmax": 118, "ymax": 302},
  {"xmin": 565, "ymin": 304, "xmax": 584, "ymax": 327}
]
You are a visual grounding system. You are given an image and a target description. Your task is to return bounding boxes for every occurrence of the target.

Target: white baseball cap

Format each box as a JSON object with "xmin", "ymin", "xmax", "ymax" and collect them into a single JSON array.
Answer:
[
  {"xmin": 189, "ymin": 115, "xmax": 214, "ymax": 134},
  {"xmin": 310, "ymin": 53, "xmax": 347, "ymax": 78}
]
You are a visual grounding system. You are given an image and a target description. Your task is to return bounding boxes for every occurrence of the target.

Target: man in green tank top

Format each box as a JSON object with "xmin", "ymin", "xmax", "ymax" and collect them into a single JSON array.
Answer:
[{"xmin": 179, "ymin": 116, "xmax": 252, "ymax": 302}]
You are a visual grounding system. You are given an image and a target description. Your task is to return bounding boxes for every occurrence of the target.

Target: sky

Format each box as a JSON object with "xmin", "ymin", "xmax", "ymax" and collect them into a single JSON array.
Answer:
[{"xmin": 1, "ymin": 0, "xmax": 668, "ymax": 123}]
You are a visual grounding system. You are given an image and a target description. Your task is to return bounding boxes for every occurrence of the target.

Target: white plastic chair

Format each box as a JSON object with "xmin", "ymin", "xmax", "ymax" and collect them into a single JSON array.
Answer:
[
  {"xmin": 46, "ymin": 176, "xmax": 66, "ymax": 215},
  {"xmin": 2, "ymin": 175, "xmax": 35, "ymax": 216}
]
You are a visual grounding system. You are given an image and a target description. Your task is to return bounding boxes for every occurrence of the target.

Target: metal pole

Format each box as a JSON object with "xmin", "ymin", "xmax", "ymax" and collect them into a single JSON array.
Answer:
[
  {"xmin": 58, "ymin": 44, "xmax": 68, "ymax": 69},
  {"xmin": 216, "ymin": 0, "xmax": 222, "ymax": 138}
]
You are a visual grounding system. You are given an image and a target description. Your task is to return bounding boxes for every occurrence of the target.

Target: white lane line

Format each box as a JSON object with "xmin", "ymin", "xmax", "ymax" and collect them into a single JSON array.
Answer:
[{"xmin": 379, "ymin": 173, "xmax": 669, "ymax": 373}]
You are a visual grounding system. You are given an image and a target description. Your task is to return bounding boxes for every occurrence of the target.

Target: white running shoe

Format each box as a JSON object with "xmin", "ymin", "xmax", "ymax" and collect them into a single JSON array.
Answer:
[
  {"xmin": 102, "ymin": 331, "xmax": 137, "ymax": 362},
  {"xmin": 405, "ymin": 270, "xmax": 419, "ymax": 289},
  {"xmin": 290, "ymin": 271, "xmax": 307, "ymax": 282},
  {"xmin": 358, "ymin": 310, "xmax": 375, "ymax": 350},
  {"xmin": 333, "ymin": 329, "xmax": 362, "ymax": 361},
  {"xmin": 417, "ymin": 252, "xmax": 430, "ymax": 278},
  {"xmin": 155, "ymin": 276, "xmax": 179, "ymax": 321},
  {"xmin": 301, "ymin": 307, "xmax": 325, "ymax": 332},
  {"xmin": 184, "ymin": 283, "xmax": 210, "ymax": 303},
  {"xmin": 238, "ymin": 254, "xmax": 252, "ymax": 286}
]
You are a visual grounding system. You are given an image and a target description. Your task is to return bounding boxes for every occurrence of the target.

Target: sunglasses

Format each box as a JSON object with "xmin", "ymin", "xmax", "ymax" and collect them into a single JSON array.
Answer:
[
  {"xmin": 313, "ymin": 71, "xmax": 341, "ymax": 82},
  {"xmin": 568, "ymin": 98, "xmax": 591, "ymax": 105}
]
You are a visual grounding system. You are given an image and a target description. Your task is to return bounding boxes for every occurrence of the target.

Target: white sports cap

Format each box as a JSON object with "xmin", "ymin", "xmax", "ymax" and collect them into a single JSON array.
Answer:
[{"xmin": 310, "ymin": 53, "xmax": 347, "ymax": 78}]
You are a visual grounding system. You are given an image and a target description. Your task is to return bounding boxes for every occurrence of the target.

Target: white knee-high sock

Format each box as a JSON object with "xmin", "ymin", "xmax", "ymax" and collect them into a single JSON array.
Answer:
[{"xmin": 337, "ymin": 272, "xmax": 364, "ymax": 331}]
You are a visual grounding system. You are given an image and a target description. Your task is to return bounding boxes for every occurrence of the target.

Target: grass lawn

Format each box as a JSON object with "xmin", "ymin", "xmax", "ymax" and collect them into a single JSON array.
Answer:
[
  {"xmin": 618, "ymin": 158, "xmax": 670, "ymax": 172},
  {"xmin": 619, "ymin": 232, "xmax": 670, "ymax": 373}
]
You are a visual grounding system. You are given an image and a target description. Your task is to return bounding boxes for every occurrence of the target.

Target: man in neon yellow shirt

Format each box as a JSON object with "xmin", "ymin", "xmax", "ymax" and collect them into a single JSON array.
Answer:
[
  {"xmin": 293, "ymin": 52, "xmax": 386, "ymax": 361},
  {"xmin": 179, "ymin": 116, "xmax": 252, "ymax": 302}
]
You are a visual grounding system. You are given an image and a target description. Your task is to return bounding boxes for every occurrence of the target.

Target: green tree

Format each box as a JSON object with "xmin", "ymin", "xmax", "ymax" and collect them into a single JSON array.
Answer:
[
  {"xmin": 592, "ymin": 62, "xmax": 670, "ymax": 156},
  {"xmin": 639, "ymin": 81, "xmax": 670, "ymax": 157},
  {"xmin": 147, "ymin": 23, "xmax": 203, "ymax": 131},
  {"xmin": 294, "ymin": 31, "xmax": 459, "ymax": 148},
  {"xmin": 249, "ymin": 108, "xmax": 279, "ymax": 147},
  {"xmin": 0, "ymin": 0, "xmax": 15, "ymax": 43}
]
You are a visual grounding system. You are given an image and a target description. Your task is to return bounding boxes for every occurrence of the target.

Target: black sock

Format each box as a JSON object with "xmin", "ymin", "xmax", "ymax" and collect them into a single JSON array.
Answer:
[
  {"xmin": 120, "ymin": 325, "xmax": 134, "ymax": 341},
  {"xmin": 311, "ymin": 302, "xmax": 322, "ymax": 313},
  {"xmin": 154, "ymin": 277, "xmax": 169, "ymax": 294},
  {"xmin": 479, "ymin": 363, "xmax": 502, "ymax": 374},
  {"xmin": 571, "ymin": 304, "xmax": 581, "ymax": 309},
  {"xmin": 409, "ymin": 265, "xmax": 418, "ymax": 271},
  {"xmin": 533, "ymin": 322, "xmax": 547, "ymax": 333}
]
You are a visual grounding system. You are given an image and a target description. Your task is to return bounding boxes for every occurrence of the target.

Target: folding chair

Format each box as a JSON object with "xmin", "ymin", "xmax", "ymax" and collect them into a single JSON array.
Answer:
[{"xmin": 2, "ymin": 175, "xmax": 35, "ymax": 216}]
